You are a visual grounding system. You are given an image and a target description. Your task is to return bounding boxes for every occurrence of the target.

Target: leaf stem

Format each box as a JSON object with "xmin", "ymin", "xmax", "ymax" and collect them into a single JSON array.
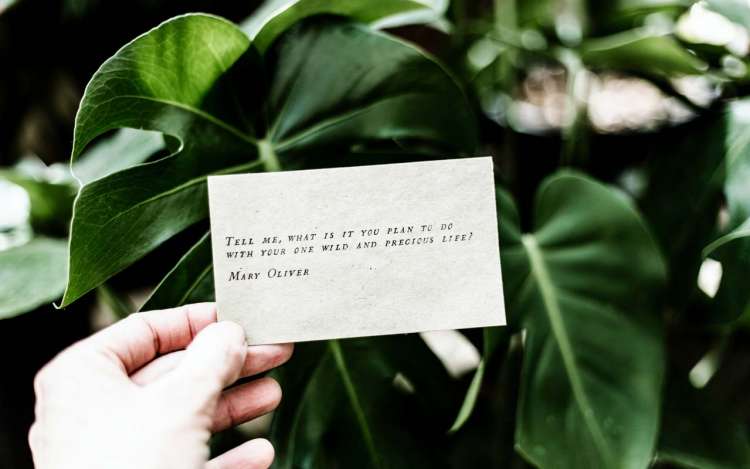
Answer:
[
  {"xmin": 329, "ymin": 340, "xmax": 380, "ymax": 468},
  {"xmin": 556, "ymin": 48, "xmax": 589, "ymax": 167},
  {"xmin": 258, "ymin": 139, "xmax": 281, "ymax": 172},
  {"xmin": 521, "ymin": 234, "xmax": 612, "ymax": 465}
]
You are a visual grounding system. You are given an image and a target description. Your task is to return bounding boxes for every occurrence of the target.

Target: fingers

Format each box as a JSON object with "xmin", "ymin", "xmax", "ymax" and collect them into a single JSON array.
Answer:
[
  {"xmin": 206, "ymin": 438, "xmax": 274, "ymax": 469},
  {"xmin": 87, "ymin": 302, "xmax": 218, "ymax": 374},
  {"xmin": 169, "ymin": 321, "xmax": 248, "ymax": 398},
  {"xmin": 130, "ymin": 343, "xmax": 294, "ymax": 386},
  {"xmin": 210, "ymin": 377, "xmax": 281, "ymax": 433}
]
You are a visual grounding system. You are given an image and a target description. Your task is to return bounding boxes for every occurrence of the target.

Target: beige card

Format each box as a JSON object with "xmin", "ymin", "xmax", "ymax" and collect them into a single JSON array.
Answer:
[{"xmin": 207, "ymin": 157, "xmax": 505, "ymax": 344}]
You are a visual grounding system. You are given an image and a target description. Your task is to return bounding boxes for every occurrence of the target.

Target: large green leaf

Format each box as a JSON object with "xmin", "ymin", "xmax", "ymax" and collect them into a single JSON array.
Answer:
[
  {"xmin": 62, "ymin": 14, "xmax": 476, "ymax": 307},
  {"xmin": 0, "ymin": 238, "xmax": 68, "ymax": 319},
  {"xmin": 61, "ymin": 14, "xmax": 262, "ymax": 307},
  {"xmin": 242, "ymin": 0, "xmax": 428, "ymax": 53},
  {"xmin": 271, "ymin": 336, "xmax": 458, "ymax": 468},
  {"xmin": 509, "ymin": 172, "xmax": 666, "ymax": 469}
]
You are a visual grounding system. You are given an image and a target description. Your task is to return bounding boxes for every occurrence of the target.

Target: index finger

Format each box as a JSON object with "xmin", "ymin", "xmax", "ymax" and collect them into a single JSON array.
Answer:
[{"xmin": 86, "ymin": 302, "xmax": 218, "ymax": 374}]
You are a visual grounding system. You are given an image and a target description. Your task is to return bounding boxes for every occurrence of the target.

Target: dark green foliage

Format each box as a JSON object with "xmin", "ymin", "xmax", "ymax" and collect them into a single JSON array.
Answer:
[{"xmin": 4, "ymin": 1, "xmax": 750, "ymax": 468}]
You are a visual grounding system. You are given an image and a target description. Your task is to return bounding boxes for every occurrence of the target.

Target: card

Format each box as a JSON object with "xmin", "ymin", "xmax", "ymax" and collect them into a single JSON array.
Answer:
[{"xmin": 207, "ymin": 157, "xmax": 505, "ymax": 344}]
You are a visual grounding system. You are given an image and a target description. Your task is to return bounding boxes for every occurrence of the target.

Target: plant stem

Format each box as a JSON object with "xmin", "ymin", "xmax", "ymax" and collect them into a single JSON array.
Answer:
[
  {"xmin": 556, "ymin": 47, "xmax": 590, "ymax": 167},
  {"xmin": 521, "ymin": 234, "xmax": 613, "ymax": 464},
  {"xmin": 495, "ymin": 0, "xmax": 516, "ymax": 30},
  {"xmin": 329, "ymin": 339, "xmax": 380, "ymax": 468},
  {"xmin": 258, "ymin": 139, "xmax": 281, "ymax": 172}
]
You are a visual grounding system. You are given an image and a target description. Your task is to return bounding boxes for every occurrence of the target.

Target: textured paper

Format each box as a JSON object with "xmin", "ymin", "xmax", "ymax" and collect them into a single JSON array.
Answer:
[{"xmin": 207, "ymin": 157, "xmax": 505, "ymax": 344}]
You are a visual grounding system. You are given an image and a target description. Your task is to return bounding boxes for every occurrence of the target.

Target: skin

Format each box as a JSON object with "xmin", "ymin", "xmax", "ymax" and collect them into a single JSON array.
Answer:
[{"xmin": 28, "ymin": 302, "xmax": 294, "ymax": 469}]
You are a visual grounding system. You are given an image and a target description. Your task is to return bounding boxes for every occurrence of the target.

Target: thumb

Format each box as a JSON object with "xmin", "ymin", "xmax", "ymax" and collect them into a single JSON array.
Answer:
[{"xmin": 167, "ymin": 321, "xmax": 248, "ymax": 403}]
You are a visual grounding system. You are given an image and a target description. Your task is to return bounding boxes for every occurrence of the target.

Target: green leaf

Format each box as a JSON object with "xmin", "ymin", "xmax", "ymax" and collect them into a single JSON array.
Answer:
[
  {"xmin": 449, "ymin": 327, "xmax": 509, "ymax": 433},
  {"xmin": 71, "ymin": 15, "xmax": 261, "ymax": 161},
  {"xmin": 271, "ymin": 336, "xmax": 457, "ymax": 468},
  {"xmin": 242, "ymin": 0, "xmax": 429, "ymax": 53},
  {"xmin": 61, "ymin": 14, "xmax": 263, "ymax": 307},
  {"xmin": 0, "ymin": 238, "xmax": 68, "ymax": 318},
  {"xmin": 141, "ymin": 232, "xmax": 213, "ymax": 311},
  {"xmin": 656, "ymin": 374, "xmax": 750, "ymax": 469},
  {"xmin": 580, "ymin": 28, "xmax": 707, "ymax": 77},
  {"xmin": 262, "ymin": 19, "xmax": 476, "ymax": 160},
  {"xmin": 63, "ymin": 14, "xmax": 476, "ymax": 307},
  {"xmin": 510, "ymin": 172, "xmax": 666, "ymax": 469}
]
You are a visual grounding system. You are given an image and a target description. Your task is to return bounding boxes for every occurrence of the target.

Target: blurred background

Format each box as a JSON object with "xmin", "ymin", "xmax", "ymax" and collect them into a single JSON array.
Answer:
[{"xmin": 3, "ymin": 0, "xmax": 750, "ymax": 467}]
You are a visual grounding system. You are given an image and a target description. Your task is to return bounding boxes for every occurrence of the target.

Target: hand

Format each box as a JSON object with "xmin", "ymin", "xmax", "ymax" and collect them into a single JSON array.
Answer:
[{"xmin": 29, "ymin": 302, "xmax": 293, "ymax": 469}]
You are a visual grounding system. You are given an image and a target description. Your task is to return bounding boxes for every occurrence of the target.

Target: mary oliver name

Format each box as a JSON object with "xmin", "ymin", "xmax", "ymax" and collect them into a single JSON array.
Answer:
[{"xmin": 229, "ymin": 267, "xmax": 310, "ymax": 281}]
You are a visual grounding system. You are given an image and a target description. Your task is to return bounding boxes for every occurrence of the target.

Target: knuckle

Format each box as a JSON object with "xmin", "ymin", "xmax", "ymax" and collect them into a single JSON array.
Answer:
[
  {"xmin": 223, "ymin": 396, "xmax": 240, "ymax": 428},
  {"xmin": 228, "ymin": 341, "xmax": 246, "ymax": 362}
]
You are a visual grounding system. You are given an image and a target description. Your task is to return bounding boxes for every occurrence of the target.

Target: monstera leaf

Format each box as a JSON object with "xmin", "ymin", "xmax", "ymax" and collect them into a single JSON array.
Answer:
[
  {"xmin": 448, "ymin": 176, "xmax": 666, "ymax": 466},
  {"xmin": 503, "ymin": 172, "xmax": 666, "ymax": 469},
  {"xmin": 61, "ymin": 13, "xmax": 476, "ymax": 307}
]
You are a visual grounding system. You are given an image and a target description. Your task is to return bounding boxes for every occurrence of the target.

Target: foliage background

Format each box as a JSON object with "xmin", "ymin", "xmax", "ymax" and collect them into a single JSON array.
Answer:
[{"xmin": 2, "ymin": 0, "xmax": 750, "ymax": 468}]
